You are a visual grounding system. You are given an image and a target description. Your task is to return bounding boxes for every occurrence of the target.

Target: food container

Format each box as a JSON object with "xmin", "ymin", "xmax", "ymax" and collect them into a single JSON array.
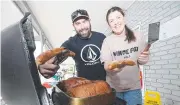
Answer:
[{"xmin": 51, "ymin": 85, "xmax": 116, "ymax": 105}]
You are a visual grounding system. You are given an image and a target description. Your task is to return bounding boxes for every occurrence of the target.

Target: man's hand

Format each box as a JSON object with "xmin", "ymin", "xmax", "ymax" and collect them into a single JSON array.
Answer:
[{"xmin": 38, "ymin": 57, "xmax": 60, "ymax": 78}]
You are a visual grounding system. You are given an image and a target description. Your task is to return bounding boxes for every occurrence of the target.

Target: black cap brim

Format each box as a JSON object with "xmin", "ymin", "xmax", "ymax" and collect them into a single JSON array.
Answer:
[{"xmin": 72, "ymin": 15, "xmax": 89, "ymax": 23}]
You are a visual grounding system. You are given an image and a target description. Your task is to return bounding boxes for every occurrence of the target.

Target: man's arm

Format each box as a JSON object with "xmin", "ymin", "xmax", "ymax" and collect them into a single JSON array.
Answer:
[{"xmin": 38, "ymin": 38, "xmax": 72, "ymax": 78}]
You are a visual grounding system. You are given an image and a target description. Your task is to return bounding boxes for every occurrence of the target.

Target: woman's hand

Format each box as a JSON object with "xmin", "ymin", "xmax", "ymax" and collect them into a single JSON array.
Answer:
[
  {"xmin": 138, "ymin": 51, "xmax": 150, "ymax": 65},
  {"xmin": 108, "ymin": 60, "xmax": 125, "ymax": 70}
]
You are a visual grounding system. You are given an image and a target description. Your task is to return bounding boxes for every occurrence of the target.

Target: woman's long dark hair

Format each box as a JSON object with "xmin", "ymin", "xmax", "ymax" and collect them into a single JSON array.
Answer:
[{"xmin": 106, "ymin": 6, "xmax": 136, "ymax": 43}]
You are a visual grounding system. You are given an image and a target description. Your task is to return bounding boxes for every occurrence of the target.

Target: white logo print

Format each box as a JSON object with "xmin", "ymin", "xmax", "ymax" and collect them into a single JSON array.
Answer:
[
  {"xmin": 87, "ymin": 47, "xmax": 97, "ymax": 61},
  {"xmin": 81, "ymin": 44, "xmax": 100, "ymax": 63}
]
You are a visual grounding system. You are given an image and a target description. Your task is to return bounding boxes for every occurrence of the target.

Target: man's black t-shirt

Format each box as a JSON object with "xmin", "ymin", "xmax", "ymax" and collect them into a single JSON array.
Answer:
[{"xmin": 61, "ymin": 31, "xmax": 106, "ymax": 80}]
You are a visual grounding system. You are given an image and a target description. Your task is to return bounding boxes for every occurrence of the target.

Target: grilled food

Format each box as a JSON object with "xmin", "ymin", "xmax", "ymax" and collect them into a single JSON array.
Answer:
[
  {"xmin": 108, "ymin": 59, "xmax": 136, "ymax": 70},
  {"xmin": 36, "ymin": 47, "xmax": 75, "ymax": 65},
  {"xmin": 57, "ymin": 77, "xmax": 112, "ymax": 98}
]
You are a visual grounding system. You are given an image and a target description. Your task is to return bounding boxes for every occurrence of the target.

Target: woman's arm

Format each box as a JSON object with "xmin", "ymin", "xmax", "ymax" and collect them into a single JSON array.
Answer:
[
  {"xmin": 100, "ymin": 39, "xmax": 115, "ymax": 71},
  {"xmin": 137, "ymin": 32, "xmax": 150, "ymax": 65},
  {"xmin": 138, "ymin": 50, "xmax": 150, "ymax": 65}
]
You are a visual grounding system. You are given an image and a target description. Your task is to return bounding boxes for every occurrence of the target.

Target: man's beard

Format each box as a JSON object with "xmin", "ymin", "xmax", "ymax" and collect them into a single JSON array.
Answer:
[{"xmin": 76, "ymin": 26, "xmax": 91, "ymax": 39}]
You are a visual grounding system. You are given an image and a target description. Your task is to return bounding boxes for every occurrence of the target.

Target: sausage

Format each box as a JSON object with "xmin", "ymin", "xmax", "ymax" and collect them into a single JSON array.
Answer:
[
  {"xmin": 36, "ymin": 47, "xmax": 75, "ymax": 65},
  {"xmin": 108, "ymin": 60, "xmax": 135, "ymax": 70},
  {"xmin": 123, "ymin": 59, "xmax": 136, "ymax": 66}
]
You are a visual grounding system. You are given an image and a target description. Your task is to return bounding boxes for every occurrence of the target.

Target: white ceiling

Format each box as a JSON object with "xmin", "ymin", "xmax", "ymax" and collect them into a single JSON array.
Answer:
[{"xmin": 26, "ymin": 1, "xmax": 135, "ymax": 47}]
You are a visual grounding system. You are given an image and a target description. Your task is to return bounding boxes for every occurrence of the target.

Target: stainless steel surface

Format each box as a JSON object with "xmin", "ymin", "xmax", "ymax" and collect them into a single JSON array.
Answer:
[
  {"xmin": 148, "ymin": 22, "xmax": 160, "ymax": 44},
  {"xmin": 1, "ymin": 12, "xmax": 52, "ymax": 105}
]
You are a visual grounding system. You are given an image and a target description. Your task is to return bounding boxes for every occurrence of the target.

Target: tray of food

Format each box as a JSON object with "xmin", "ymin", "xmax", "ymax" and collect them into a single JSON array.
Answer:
[{"xmin": 51, "ymin": 77, "xmax": 116, "ymax": 105}]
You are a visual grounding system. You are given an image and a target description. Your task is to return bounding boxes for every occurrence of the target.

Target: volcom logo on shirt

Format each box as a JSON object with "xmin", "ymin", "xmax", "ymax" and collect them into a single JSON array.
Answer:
[
  {"xmin": 80, "ymin": 44, "xmax": 100, "ymax": 65},
  {"xmin": 87, "ymin": 47, "xmax": 97, "ymax": 61}
]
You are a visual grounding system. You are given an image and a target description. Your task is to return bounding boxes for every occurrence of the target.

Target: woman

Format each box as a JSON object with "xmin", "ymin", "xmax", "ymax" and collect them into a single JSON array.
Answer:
[{"xmin": 100, "ymin": 6, "xmax": 149, "ymax": 105}]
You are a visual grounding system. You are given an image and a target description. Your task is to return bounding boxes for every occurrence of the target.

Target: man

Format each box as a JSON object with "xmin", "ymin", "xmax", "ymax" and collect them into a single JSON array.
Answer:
[{"xmin": 38, "ymin": 9, "xmax": 106, "ymax": 80}]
